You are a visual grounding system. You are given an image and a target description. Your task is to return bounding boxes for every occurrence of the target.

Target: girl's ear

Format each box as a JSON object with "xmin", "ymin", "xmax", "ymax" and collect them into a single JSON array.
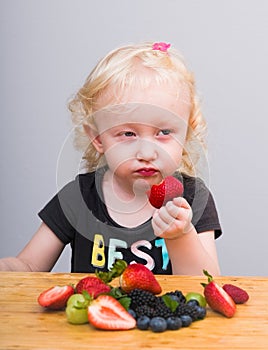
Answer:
[{"xmin": 83, "ymin": 124, "xmax": 104, "ymax": 154}]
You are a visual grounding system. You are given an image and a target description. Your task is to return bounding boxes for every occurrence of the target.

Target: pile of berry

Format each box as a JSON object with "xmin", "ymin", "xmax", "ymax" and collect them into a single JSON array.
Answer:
[
  {"xmin": 37, "ymin": 261, "xmax": 250, "ymax": 331},
  {"xmin": 127, "ymin": 289, "xmax": 207, "ymax": 332}
]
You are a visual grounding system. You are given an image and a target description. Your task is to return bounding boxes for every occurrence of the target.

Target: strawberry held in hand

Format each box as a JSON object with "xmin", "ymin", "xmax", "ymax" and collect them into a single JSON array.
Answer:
[
  {"xmin": 147, "ymin": 176, "xmax": 184, "ymax": 209},
  {"xmin": 202, "ymin": 270, "xmax": 236, "ymax": 318},
  {"xmin": 119, "ymin": 263, "xmax": 162, "ymax": 294}
]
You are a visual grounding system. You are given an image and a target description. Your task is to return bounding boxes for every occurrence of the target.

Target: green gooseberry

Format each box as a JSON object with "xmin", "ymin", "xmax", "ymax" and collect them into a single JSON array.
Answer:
[{"xmin": 66, "ymin": 294, "xmax": 89, "ymax": 324}]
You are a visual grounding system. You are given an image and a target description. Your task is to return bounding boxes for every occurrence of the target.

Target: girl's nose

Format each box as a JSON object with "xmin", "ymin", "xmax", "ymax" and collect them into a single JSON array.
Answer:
[{"xmin": 136, "ymin": 139, "xmax": 157, "ymax": 161}]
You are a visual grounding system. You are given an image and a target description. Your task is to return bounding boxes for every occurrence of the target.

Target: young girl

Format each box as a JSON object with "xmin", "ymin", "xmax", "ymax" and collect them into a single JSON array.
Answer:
[{"xmin": 0, "ymin": 42, "xmax": 222, "ymax": 275}]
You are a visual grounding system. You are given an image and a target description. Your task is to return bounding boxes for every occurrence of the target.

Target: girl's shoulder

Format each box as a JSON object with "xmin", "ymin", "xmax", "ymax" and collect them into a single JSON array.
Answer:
[
  {"xmin": 76, "ymin": 171, "xmax": 96, "ymax": 186},
  {"xmin": 175, "ymin": 172, "xmax": 208, "ymax": 191},
  {"xmin": 76, "ymin": 167, "xmax": 106, "ymax": 188},
  {"xmin": 175, "ymin": 172, "xmax": 210, "ymax": 205}
]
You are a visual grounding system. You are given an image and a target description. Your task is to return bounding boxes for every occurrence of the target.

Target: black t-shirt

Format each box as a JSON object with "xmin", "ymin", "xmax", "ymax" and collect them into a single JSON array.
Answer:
[{"xmin": 38, "ymin": 168, "xmax": 222, "ymax": 274}]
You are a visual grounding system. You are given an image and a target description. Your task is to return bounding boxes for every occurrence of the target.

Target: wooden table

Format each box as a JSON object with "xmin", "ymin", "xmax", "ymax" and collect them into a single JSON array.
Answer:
[{"xmin": 0, "ymin": 272, "xmax": 267, "ymax": 350}]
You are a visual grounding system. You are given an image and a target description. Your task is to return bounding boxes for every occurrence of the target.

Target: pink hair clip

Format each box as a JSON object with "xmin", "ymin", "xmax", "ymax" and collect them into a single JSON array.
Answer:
[{"xmin": 152, "ymin": 42, "xmax": 171, "ymax": 52}]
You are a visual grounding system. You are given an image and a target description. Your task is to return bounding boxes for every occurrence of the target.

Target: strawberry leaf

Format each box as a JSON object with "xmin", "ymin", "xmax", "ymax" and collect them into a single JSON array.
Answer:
[
  {"xmin": 118, "ymin": 296, "xmax": 131, "ymax": 310},
  {"xmin": 95, "ymin": 260, "xmax": 128, "ymax": 283},
  {"xmin": 107, "ymin": 287, "xmax": 131, "ymax": 310},
  {"xmin": 82, "ymin": 290, "xmax": 90, "ymax": 299},
  {"xmin": 108, "ymin": 287, "xmax": 127, "ymax": 299},
  {"xmin": 161, "ymin": 294, "xmax": 179, "ymax": 312}
]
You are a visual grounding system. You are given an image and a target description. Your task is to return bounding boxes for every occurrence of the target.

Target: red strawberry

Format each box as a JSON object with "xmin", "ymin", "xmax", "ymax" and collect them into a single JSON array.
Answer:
[
  {"xmin": 202, "ymin": 270, "xmax": 236, "ymax": 318},
  {"xmin": 87, "ymin": 295, "xmax": 136, "ymax": 330},
  {"xmin": 147, "ymin": 176, "xmax": 184, "ymax": 209},
  {"xmin": 37, "ymin": 285, "xmax": 74, "ymax": 310},
  {"xmin": 223, "ymin": 284, "xmax": 249, "ymax": 304},
  {"xmin": 75, "ymin": 276, "xmax": 111, "ymax": 298},
  {"xmin": 119, "ymin": 263, "xmax": 162, "ymax": 294}
]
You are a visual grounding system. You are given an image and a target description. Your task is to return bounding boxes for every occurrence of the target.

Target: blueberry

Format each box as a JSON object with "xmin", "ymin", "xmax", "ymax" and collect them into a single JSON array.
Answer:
[
  {"xmin": 149, "ymin": 317, "xmax": 167, "ymax": 332},
  {"xmin": 180, "ymin": 315, "xmax": 192, "ymax": 327},
  {"xmin": 195, "ymin": 306, "xmax": 207, "ymax": 320},
  {"xmin": 137, "ymin": 316, "xmax": 151, "ymax": 330},
  {"xmin": 187, "ymin": 299, "xmax": 199, "ymax": 307},
  {"xmin": 128, "ymin": 309, "xmax": 136, "ymax": 319},
  {"xmin": 166, "ymin": 316, "xmax": 182, "ymax": 330}
]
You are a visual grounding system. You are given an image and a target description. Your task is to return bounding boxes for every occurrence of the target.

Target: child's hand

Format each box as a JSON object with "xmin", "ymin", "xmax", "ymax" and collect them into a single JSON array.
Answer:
[{"xmin": 151, "ymin": 197, "xmax": 194, "ymax": 239}]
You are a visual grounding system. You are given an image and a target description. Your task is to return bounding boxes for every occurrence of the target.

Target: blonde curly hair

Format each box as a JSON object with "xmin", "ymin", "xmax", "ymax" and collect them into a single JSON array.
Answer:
[{"xmin": 68, "ymin": 42, "xmax": 207, "ymax": 176}]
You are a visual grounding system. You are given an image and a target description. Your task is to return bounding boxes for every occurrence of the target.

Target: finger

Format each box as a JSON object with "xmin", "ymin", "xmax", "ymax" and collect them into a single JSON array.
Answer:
[
  {"xmin": 172, "ymin": 196, "xmax": 191, "ymax": 209},
  {"xmin": 164, "ymin": 201, "xmax": 189, "ymax": 223},
  {"xmin": 152, "ymin": 212, "xmax": 171, "ymax": 236},
  {"xmin": 157, "ymin": 204, "xmax": 178, "ymax": 224},
  {"xmin": 172, "ymin": 198, "xmax": 193, "ymax": 225},
  {"xmin": 165, "ymin": 201, "xmax": 181, "ymax": 219}
]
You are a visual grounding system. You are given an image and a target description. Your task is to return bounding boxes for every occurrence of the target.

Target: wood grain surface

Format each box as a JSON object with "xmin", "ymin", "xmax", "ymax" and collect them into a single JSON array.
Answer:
[{"xmin": 0, "ymin": 272, "xmax": 267, "ymax": 349}]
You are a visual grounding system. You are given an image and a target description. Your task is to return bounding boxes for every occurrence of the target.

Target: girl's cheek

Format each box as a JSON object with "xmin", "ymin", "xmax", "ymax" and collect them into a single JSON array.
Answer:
[{"xmin": 104, "ymin": 146, "xmax": 133, "ymax": 168}]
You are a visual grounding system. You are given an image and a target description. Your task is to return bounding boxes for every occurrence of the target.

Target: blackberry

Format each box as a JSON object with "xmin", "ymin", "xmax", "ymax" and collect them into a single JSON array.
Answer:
[
  {"xmin": 174, "ymin": 303, "xmax": 200, "ymax": 321},
  {"xmin": 129, "ymin": 291, "xmax": 174, "ymax": 318},
  {"xmin": 135, "ymin": 305, "xmax": 155, "ymax": 318},
  {"xmin": 152, "ymin": 297, "xmax": 174, "ymax": 318},
  {"xmin": 129, "ymin": 288, "xmax": 206, "ymax": 324},
  {"xmin": 128, "ymin": 289, "xmax": 158, "ymax": 309},
  {"xmin": 164, "ymin": 290, "xmax": 186, "ymax": 304}
]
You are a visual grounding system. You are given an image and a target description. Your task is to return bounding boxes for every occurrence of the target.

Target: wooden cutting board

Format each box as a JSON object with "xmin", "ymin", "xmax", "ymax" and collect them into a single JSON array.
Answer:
[{"xmin": 0, "ymin": 272, "xmax": 267, "ymax": 349}]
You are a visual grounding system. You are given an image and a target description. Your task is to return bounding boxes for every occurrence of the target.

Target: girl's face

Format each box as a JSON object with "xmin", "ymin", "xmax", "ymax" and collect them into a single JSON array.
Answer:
[{"xmin": 86, "ymin": 82, "xmax": 191, "ymax": 195}]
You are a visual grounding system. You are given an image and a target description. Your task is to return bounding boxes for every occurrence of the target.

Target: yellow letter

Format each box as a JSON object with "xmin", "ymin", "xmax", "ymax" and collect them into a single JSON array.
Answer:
[{"xmin": 91, "ymin": 234, "xmax": 105, "ymax": 268}]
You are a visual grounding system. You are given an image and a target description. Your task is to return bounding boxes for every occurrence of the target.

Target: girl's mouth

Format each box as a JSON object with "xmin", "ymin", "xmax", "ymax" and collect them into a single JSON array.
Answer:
[{"xmin": 136, "ymin": 168, "xmax": 158, "ymax": 177}]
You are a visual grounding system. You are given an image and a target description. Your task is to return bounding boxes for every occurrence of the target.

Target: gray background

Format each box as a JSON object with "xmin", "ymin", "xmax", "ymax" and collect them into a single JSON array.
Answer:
[{"xmin": 1, "ymin": 0, "xmax": 267, "ymax": 275}]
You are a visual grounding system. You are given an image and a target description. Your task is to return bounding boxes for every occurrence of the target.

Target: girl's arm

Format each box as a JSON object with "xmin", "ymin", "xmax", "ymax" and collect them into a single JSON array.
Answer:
[
  {"xmin": 164, "ymin": 229, "xmax": 220, "ymax": 276},
  {"xmin": 152, "ymin": 197, "xmax": 221, "ymax": 276},
  {"xmin": 0, "ymin": 222, "xmax": 65, "ymax": 272}
]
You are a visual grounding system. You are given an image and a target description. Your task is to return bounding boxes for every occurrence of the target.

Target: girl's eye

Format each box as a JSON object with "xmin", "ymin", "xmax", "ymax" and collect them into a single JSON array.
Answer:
[
  {"xmin": 158, "ymin": 129, "xmax": 171, "ymax": 136},
  {"xmin": 122, "ymin": 131, "xmax": 136, "ymax": 137}
]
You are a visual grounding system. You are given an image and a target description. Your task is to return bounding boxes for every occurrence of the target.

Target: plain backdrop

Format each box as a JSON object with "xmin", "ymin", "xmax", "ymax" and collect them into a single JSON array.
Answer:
[{"xmin": 1, "ymin": 0, "xmax": 267, "ymax": 275}]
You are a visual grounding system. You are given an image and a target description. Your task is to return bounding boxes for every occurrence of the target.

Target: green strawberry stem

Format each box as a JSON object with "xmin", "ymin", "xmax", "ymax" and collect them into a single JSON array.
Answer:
[
  {"xmin": 95, "ymin": 259, "xmax": 128, "ymax": 284},
  {"xmin": 201, "ymin": 269, "xmax": 214, "ymax": 288}
]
